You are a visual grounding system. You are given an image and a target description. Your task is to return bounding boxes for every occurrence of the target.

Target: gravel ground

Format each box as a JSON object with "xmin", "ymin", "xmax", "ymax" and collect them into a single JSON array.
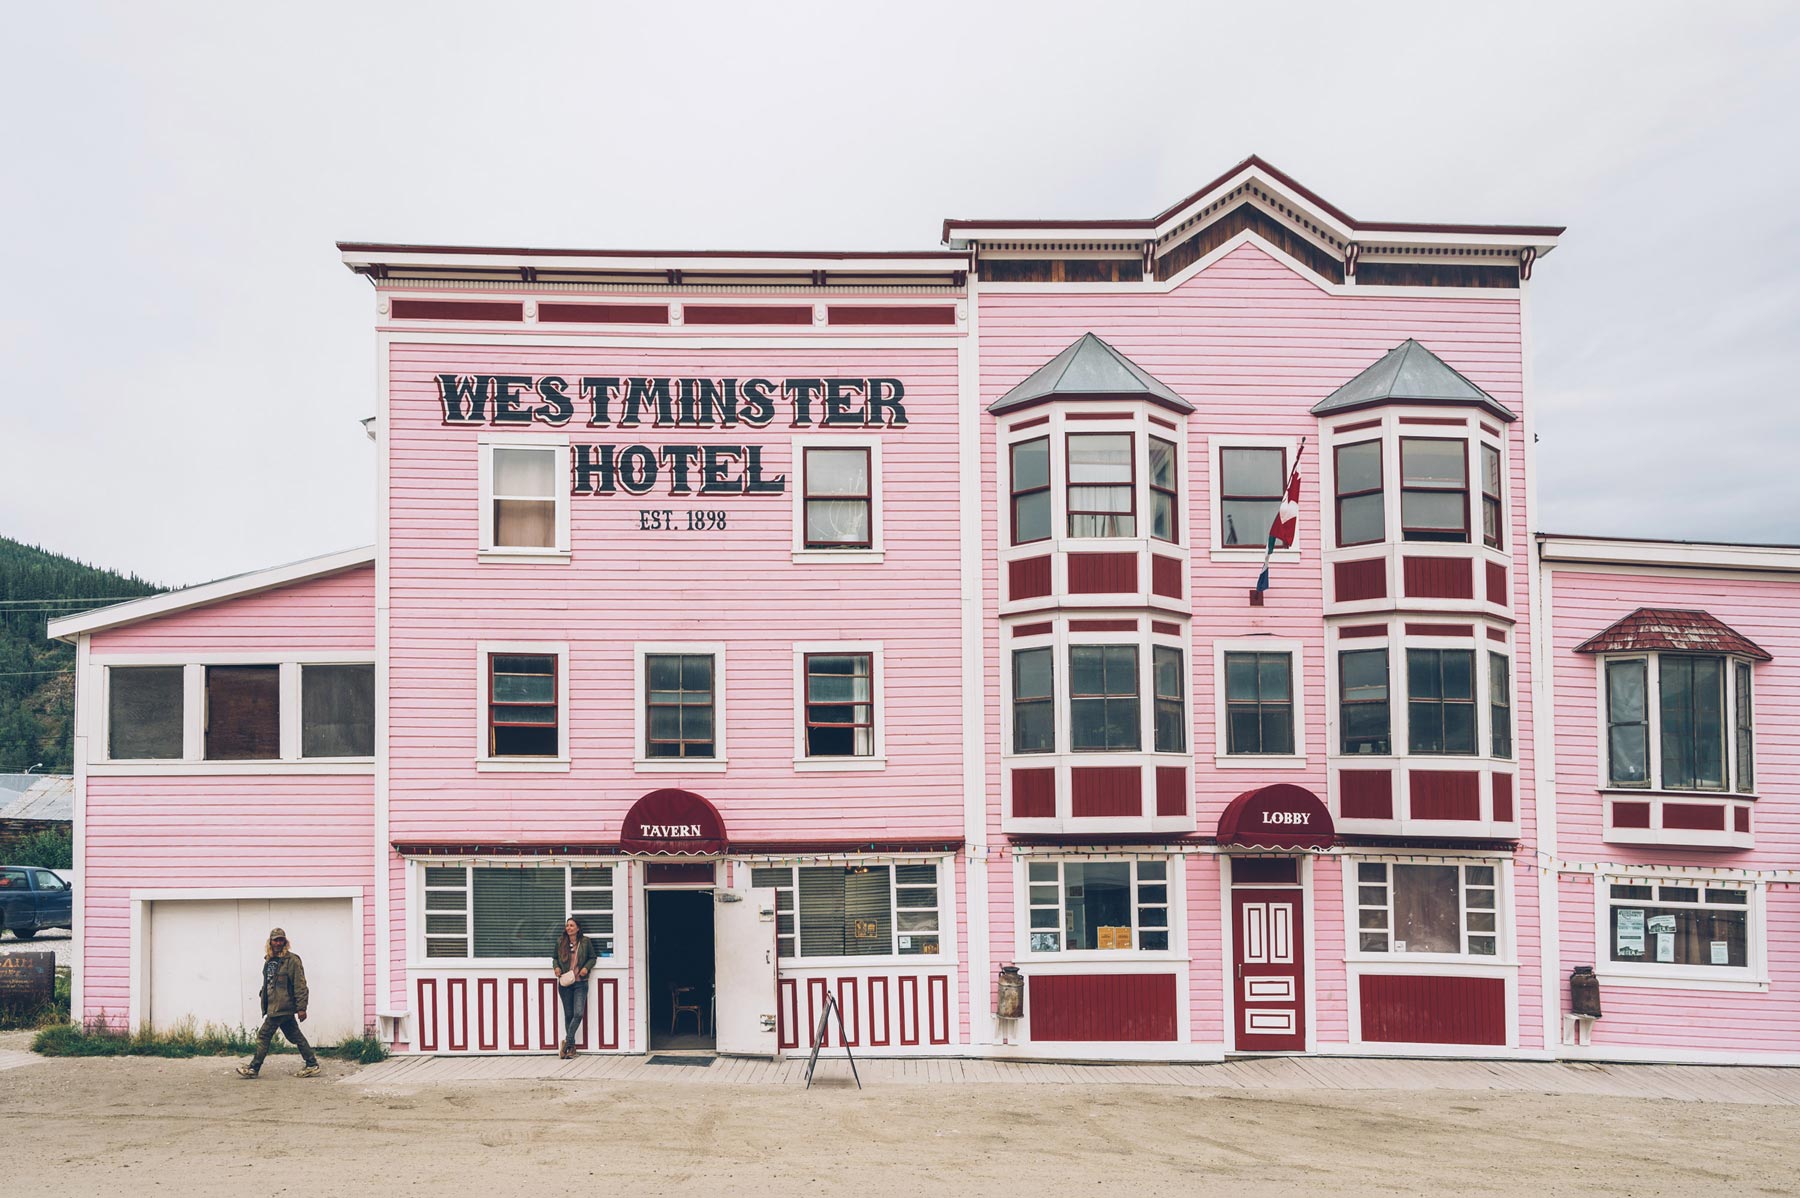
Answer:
[{"xmin": 0, "ymin": 926, "xmax": 72, "ymax": 969}]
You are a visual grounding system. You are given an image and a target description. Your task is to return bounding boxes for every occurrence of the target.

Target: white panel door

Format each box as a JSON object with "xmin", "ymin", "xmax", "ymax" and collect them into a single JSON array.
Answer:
[{"xmin": 713, "ymin": 885, "xmax": 778, "ymax": 1057}]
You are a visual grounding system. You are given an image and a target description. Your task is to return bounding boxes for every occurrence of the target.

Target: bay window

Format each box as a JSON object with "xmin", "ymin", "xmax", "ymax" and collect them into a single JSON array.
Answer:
[
  {"xmin": 1153, "ymin": 646, "xmax": 1186, "ymax": 753},
  {"xmin": 1603, "ymin": 654, "xmax": 1752, "ymax": 792},
  {"xmin": 1066, "ymin": 433, "xmax": 1135, "ymax": 537},
  {"xmin": 1406, "ymin": 648, "xmax": 1476, "ymax": 756},
  {"xmin": 1149, "ymin": 436, "xmax": 1179, "ymax": 543},
  {"xmin": 1489, "ymin": 653, "xmax": 1512, "ymax": 760},
  {"xmin": 1480, "ymin": 444, "xmax": 1504, "ymax": 549},
  {"xmin": 1339, "ymin": 648, "xmax": 1391, "ymax": 755},
  {"xmin": 1399, "ymin": 438, "xmax": 1468, "ymax": 543},
  {"xmin": 1334, "ymin": 440, "xmax": 1383, "ymax": 547},
  {"xmin": 1356, "ymin": 861, "xmax": 1497, "ymax": 957},
  {"xmin": 749, "ymin": 863, "xmax": 940, "ymax": 958},
  {"xmin": 1012, "ymin": 647, "xmax": 1054, "ymax": 754},
  {"xmin": 1070, "ymin": 645, "xmax": 1139, "ymax": 751},
  {"xmin": 1027, "ymin": 858, "xmax": 1170, "ymax": 953},
  {"xmin": 1606, "ymin": 880, "xmax": 1749, "ymax": 972},
  {"xmin": 1221, "ymin": 446, "xmax": 1285, "ymax": 548},
  {"xmin": 1225, "ymin": 651, "xmax": 1294, "ymax": 755},
  {"xmin": 1010, "ymin": 437, "xmax": 1051, "ymax": 545}
]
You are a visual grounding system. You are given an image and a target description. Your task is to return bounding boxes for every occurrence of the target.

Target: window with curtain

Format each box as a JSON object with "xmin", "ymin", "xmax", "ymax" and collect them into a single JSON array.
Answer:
[
  {"xmin": 1026, "ymin": 859, "xmax": 1169, "ymax": 953},
  {"xmin": 1225, "ymin": 651, "xmax": 1294, "ymax": 755},
  {"xmin": 1010, "ymin": 437, "xmax": 1051, "ymax": 545},
  {"xmin": 1407, "ymin": 648, "xmax": 1476, "ymax": 755},
  {"xmin": 1334, "ymin": 440, "xmax": 1383, "ymax": 547},
  {"xmin": 488, "ymin": 654, "xmax": 559, "ymax": 757},
  {"xmin": 1011, "ymin": 647, "xmax": 1054, "ymax": 754},
  {"xmin": 1153, "ymin": 646, "xmax": 1186, "ymax": 753},
  {"xmin": 1069, "ymin": 645, "xmax": 1139, "ymax": 751},
  {"xmin": 644, "ymin": 653, "xmax": 715, "ymax": 758},
  {"xmin": 1220, "ymin": 447, "xmax": 1285, "ymax": 548},
  {"xmin": 108, "ymin": 665, "xmax": 185, "ymax": 759},
  {"xmin": 1339, "ymin": 648, "xmax": 1390, "ymax": 755},
  {"xmin": 1149, "ymin": 436, "xmax": 1178, "ymax": 543},
  {"xmin": 1399, "ymin": 438, "xmax": 1468, "ymax": 542},
  {"xmin": 204, "ymin": 664, "xmax": 280, "ymax": 760},
  {"xmin": 471, "ymin": 867, "xmax": 565, "ymax": 958},
  {"xmin": 490, "ymin": 445, "xmax": 558, "ymax": 549},
  {"xmin": 301, "ymin": 663, "xmax": 374, "ymax": 758},
  {"xmin": 1356, "ymin": 861, "xmax": 1496, "ymax": 956},
  {"xmin": 1607, "ymin": 881, "xmax": 1748, "ymax": 970},
  {"xmin": 802, "ymin": 447, "xmax": 872, "ymax": 549},
  {"xmin": 1489, "ymin": 653, "xmax": 1512, "ymax": 760},
  {"xmin": 1480, "ymin": 443, "xmax": 1504, "ymax": 549},
  {"xmin": 804, "ymin": 653, "xmax": 874, "ymax": 757},
  {"xmin": 1066, "ymin": 433, "xmax": 1135, "ymax": 537}
]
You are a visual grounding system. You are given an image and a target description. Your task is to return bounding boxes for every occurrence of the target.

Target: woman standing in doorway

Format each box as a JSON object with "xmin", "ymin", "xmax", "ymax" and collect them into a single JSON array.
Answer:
[{"xmin": 551, "ymin": 916, "xmax": 596, "ymax": 1058}]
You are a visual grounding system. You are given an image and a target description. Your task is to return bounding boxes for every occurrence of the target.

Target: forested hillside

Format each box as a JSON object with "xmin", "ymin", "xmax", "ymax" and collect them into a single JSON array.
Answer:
[{"xmin": 0, "ymin": 537, "xmax": 161, "ymax": 771}]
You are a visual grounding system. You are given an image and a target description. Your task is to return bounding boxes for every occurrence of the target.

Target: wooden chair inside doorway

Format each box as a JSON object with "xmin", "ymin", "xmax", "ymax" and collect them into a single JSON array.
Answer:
[{"xmin": 670, "ymin": 983, "xmax": 705, "ymax": 1035}]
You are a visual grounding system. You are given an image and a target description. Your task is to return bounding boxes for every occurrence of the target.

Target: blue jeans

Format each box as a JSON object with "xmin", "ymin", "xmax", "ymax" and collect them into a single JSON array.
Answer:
[{"xmin": 558, "ymin": 979, "xmax": 586, "ymax": 1050}]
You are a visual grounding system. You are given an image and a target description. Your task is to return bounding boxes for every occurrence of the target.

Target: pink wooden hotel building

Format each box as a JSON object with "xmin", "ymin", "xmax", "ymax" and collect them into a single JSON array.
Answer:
[{"xmin": 50, "ymin": 158, "xmax": 1800, "ymax": 1065}]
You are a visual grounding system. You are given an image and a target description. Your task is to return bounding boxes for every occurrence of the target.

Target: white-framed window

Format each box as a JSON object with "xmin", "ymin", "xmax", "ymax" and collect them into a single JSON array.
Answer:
[
  {"xmin": 1320, "ymin": 415, "xmax": 1507, "ymax": 557},
  {"xmin": 633, "ymin": 643, "xmax": 726, "ymax": 771},
  {"xmin": 1213, "ymin": 638, "xmax": 1306, "ymax": 767},
  {"xmin": 1326, "ymin": 622, "xmax": 1512, "ymax": 763},
  {"xmin": 475, "ymin": 641, "xmax": 570, "ymax": 772},
  {"xmin": 1352, "ymin": 859, "xmax": 1501, "ymax": 959},
  {"xmin": 793, "ymin": 642, "xmax": 885, "ymax": 770},
  {"xmin": 478, "ymin": 436, "xmax": 571, "ymax": 561},
  {"xmin": 98, "ymin": 655, "xmax": 376, "ymax": 768},
  {"xmin": 1211, "ymin": 436, "xmax": 1300, "ymax": 556},
  {"xmin": 999, "ymin": 411, "xmax": 1192, "ymax": 553},
  {"xmin": 747, "ymin": 862, "xmax": 942, "ymax": 959},
  {"xmin": 1597, "ymin": 874, "xmax": 1763, "ymax": 987},
  {"xmin": 421, "ymin": 862, "xmax": 620, "ymax": 963},
  {"xmin": 1002, "ymin": 618, "xmax": 1190, "ymax": 761},
  {"xmin": 1024, "ymin": 857, "xmax": 1174, "ymax": 954},
  {"xmin": 792, "ymin": 436, "xmax": 883, "ymax": 562},
  {"xmin": 1599, "ymin": 653, "xmax": 1755, "ymax": 794}
]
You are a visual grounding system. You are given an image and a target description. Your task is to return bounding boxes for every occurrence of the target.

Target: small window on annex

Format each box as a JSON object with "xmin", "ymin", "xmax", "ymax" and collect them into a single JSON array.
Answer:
[
  {"xmin": 1224, "ymin": 652, "xmax": 1294, "ymax": 755},
  {"xmin": 802, "ymin": 447, "xmax": 873, "ymax": 549},
  {"xmin": 1220, "ymin": 447, "xmax": 1285, "ymax": 548},
  {"xmin": 108, "ymin": 665, "xmax": 185, "ymax": 759},
  {"xmin": 203, "ymin": 665, "xmax": 280, "ymax": 760},
  {"xmin": 1357, "ymin": 861, "xmax": 1497, "ymax": 956},
  {"xmin": 489, "ymin": 445, "xmax": 559, "ymax": 550},
  {"xmin": 1607, "ymin": 880, "xmax": 1748, "ymax": 971},
  {"xmin": 1027, "ymin": 859, "xmax": 1169, "ymax": 953},
  {"xmin": 301, "ymin": 664, "xmax": 375, "ymax": 758}
]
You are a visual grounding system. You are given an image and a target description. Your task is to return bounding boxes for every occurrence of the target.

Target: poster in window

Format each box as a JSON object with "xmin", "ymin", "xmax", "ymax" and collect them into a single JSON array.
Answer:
[
  {"xmin": 1646, "ymin": 914, "xmax": 1675, "ymax": 934},
  {"xmin": 1711, "ymin": 941, "xmax": 1729, "ymax": 965},
  {"xmin": 1097, "ymin": 926, "xmax": 1117, "ymax": 950},
  {"xmin": 1655, "ymin": 932, "xmax": 1674, "ymax": 963},
  {"xmin": 1030, "ymin": 932, "xmax": 1058, "ymax": 953},
  {"xmin": 1615, "ymin": 908, "xmax": 1645, "ymax": 957},
  {"xmin": 898, "ymin": 935, "xmax": 912, "ymax": 950}
]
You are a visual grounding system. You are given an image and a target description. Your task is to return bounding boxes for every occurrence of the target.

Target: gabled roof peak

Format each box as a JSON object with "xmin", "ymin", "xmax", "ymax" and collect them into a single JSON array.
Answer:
[
  {"xmin": 988, "ymin": 333, "xmax": 1194, "ymax": 416},
  {"xmin": 1312, "ymin": 339, "xmax": 1516, "ymax": 422}
]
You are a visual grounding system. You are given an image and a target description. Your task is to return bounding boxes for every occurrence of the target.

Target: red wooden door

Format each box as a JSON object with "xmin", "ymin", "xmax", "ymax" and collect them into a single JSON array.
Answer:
[{"xmin": 1232, "ymin": 888, "xmax": 1305, "ymax": 1052}]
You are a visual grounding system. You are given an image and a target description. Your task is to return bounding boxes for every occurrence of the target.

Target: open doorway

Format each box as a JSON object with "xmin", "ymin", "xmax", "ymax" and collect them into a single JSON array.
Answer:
[{"xmin": 647, "ymin": 889, "xmax": 715, "ymax": 1051}]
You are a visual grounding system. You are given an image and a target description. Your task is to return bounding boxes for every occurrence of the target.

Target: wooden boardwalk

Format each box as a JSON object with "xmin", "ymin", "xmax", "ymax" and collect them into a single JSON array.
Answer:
[{"xmin": 346, "ymin": 1052, "xmax": 1800, "ymax": 1105}]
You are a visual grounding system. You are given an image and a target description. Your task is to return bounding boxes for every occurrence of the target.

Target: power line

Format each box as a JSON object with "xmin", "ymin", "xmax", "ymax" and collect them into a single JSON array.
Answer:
[
  {"xmin": 0, "ymin": 669, "xmax": 74, "ymax": 677},
  {"xmin": 0, "ymin": 596, "xmax": 152, "ymax": 605}
]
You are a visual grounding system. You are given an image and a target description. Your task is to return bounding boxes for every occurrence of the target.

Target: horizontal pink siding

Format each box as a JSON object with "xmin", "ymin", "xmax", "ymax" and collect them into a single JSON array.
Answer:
[{"xmin": 88, "ymin": 565, "xmax": 374, "ymax": 655}]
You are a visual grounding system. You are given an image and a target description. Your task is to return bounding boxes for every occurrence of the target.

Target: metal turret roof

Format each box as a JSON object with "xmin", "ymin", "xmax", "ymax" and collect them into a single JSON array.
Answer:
[
  {"xmin": 1311, "ymin": 339, "xmax": 1516, "ymax": 422},
  {"xmin": 988, "ymin": 333, "xmax": 1194, "ymax": 416}
]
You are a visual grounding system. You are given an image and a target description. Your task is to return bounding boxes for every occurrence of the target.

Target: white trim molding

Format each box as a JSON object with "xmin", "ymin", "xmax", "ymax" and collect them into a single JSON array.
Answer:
[{"xmin": 473, "ymin": 641, "xmax": 571, "ymax": 771}]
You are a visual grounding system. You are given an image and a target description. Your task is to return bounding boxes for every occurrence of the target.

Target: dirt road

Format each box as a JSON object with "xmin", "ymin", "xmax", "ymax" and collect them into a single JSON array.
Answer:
[{"xmin": 2, "ymin": 1048, "xmax": 1795, "ymax": 1197}]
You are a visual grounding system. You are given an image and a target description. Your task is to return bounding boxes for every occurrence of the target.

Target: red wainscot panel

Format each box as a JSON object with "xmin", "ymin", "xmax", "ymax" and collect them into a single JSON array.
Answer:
[
  {"xmin": 775, "ymin": 971, "xmax": 952, "ymax": 1050},
  {"xmin": 1485, "ymin": 561, "xmax": 1508, "ymax": 605},
  {"xmin": 1029, "ymin": 974, "xmax": 1179, "ymax": 1042},
  {"xmin": 1359, "ymin": 975, "xmax": 1505, "ymax": 1046},
  {"xmin": 1068, "ymin": 552, "xmax": 1138, "ymax": 595},
  {"xmin": 1339, "ymin": 769, "xmax": 1395, "ymax": 819},
  {"xmin": 1012, "ymin": 768, "xmax": 1056, "ymax": 819},
  {"xmin": 1151, "ymin": 556, "xmax": 1184, "ymax": 599},
  {"xmin": 1408, "ymin": 770, "xmax": 1481, "ymax": 821},
  {"xmin": 1071, "ymin": 766, "xmax": 1141, "ymax": 817},
  {"xmin": 1402, "ymin": 556, "xmax": 1474, "ymax": 600},
  {"xmin": 414, "ymin": 973, "xmax": 620, "ymax": 1052},
  {"xmin": 1334, "ymin": 558, "xmax": 1387, "ymax": 603},
  {"xmin": 1155, "ymin": 767, "xmax": 1187, "ymax": 817},
  {"xmin": 1009, "ymin": 557, "xmax": 1052, "ymax": 602}
]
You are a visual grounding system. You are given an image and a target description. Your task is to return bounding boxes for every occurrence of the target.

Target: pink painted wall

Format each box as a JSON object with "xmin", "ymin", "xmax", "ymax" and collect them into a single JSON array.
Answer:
[
  {"xmin": 978, "ymin": 243, "xmax": 1540, "ymax": 1049},
  {"xmin": 88, "ymin": 564, "xmax": 374, "ymax": 654},
  {"xmin": 1547, "ymin": 565, "xmax": 1800, "ymax": 1056}
]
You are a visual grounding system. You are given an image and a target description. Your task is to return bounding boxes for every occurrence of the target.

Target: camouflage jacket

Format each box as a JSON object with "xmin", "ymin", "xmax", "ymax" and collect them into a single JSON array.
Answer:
[{"xmin": 259, "ymin": 952, "xmax": 309, "ymax": 1017}]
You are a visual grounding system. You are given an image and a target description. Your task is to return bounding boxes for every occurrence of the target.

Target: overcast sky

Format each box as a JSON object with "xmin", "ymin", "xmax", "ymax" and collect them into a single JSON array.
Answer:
[{"xmin": 4, "ymin": 2, "xmax": 1797, "ymax": 587}]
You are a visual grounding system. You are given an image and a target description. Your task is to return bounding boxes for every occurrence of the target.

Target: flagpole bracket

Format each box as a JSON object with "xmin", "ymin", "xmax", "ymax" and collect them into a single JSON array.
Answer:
[{"xmin": 1248, "ymin": 589, "xmax": 1265, "ymax": 607}]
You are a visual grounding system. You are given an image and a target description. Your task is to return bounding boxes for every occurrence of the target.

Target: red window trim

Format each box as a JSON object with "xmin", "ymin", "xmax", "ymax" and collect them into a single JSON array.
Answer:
[
  {"xmin": 802, "ymin": 446, "xmax": 873, "ymax": 549},
  {"xmin": 1149, "ymin": 435, "xmax": 1180, "ymax": 546},
  {"xmin": 1065, "ymin": 431, "xmax": 1137, "ymax": 538},
  {"xmin": 488, "ymin": 653, "xmax": 559, "ymax": 757},
  {"xmin": 803, "ymin": 652, "xmax": 875, "ymax": 757},
  {"xmin": 1399, "ymin": 436, "xmax": 1470, "ymax": 543},
  {"xmin": 1010, "ymin": 436, "xmax": 1052, "ymax": 546},
  {"xmin": 1334, "ymin": 439, "xmax": 1384, "ymax": 548},
  {"xmin": 1219, "ymin": 445, "xmax": 1287, "ymax": 548}
]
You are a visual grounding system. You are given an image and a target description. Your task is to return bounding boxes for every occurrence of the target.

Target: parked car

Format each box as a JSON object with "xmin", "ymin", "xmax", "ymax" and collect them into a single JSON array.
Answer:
[{"xmin": 0, "ymin": 866, "xmax": 72, "ymax": 940}]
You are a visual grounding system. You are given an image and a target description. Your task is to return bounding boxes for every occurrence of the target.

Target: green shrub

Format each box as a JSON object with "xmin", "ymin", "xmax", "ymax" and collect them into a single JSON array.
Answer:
[
  {"xmin": 335, "ymin": 1026, "xmax": 391, "ymax": 1064},
  {"xmin": 8, "ymin": 827, "xmax": 73, "ymax": 870},
  {"xmin": 32, "ymin": 1012, "xmax": 389, "ymax": 1061}
]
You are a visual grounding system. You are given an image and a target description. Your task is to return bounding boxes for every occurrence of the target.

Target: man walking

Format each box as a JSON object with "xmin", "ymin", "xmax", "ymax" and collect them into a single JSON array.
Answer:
[{"xmin": 236, "ymin": 927, "xmax": 322, "ymax": 1078}]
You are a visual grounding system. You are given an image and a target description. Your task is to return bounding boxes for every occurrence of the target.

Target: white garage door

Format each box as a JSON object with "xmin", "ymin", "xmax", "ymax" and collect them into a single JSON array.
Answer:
[{"xmin": 146, "ymin": 897, "xmax": 360, "ymax": 1043}]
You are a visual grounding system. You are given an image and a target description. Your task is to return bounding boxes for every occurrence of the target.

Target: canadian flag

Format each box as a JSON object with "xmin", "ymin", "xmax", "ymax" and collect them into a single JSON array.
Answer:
[{"xmin": 1255, "ymin": 441, "xmax": 1306, "ymax": 594}]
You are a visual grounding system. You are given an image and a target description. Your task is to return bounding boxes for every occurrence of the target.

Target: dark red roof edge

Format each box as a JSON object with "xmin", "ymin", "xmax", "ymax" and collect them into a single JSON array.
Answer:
[
  {"xmin": 340, "ymin": 241, "xmax": 968, "ymax": 262},
  {"xmin": 941, "ymin": 154, "xmax": 1565, "ymax": 242},
  {"xmin": 1572, "ymin": 607, "xmax": 1773, "ymax": 662},
  {"xmin": 392, "ymin": 838, "xmax": 962, "ymax": 856}
]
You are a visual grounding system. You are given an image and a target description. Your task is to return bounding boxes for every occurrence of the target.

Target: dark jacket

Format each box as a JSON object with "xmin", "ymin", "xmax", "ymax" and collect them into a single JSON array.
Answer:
[
  {"xmin": 552, "ymin": 934, "xmax": 597, "ymax": 979},
  {"xmin": 260, "ymin": 952, "xmax": 309, "ymax": 1017}
]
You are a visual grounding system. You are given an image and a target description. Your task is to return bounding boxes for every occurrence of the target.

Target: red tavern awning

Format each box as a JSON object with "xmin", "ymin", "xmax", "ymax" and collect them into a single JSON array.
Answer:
[
  {"xmin": 1574, "ymin": 607, "xmax": 1771, "ymax": 662},
  {"xmin": 1216, "ymin": 784, "xmax": 1335, "ymax": 851}
]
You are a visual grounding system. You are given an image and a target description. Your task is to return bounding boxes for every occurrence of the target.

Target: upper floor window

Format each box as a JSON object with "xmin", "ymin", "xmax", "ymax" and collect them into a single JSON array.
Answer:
[
  {"xmin": 300, "ymin": 663, "xmax": 375, "ymax": 759},
  {"xmin": 488, "ymin": 653, "xmax": 559, "ymax": 758},
  {"xmin": 1066, "ymin": 433, "xmax": 1134, "ymax": 537},
  {"xmin": 1152, "ymin": 646, "xmax": 1186, "ymax": 753},
  {"xmin": 204, "ymin": 665, "xmax": 279, "ymax": 760},
  {"xmin": 1339, "ymin": 648, "xmax": 1391, "ymax": 755},
  {"xmin": 1148, "ymin": 437, "xmax": 1179, "ymax": 543},
  {"xmin": 1010, "ymin": 437, "xmax": 1051, "ymax": 545},
  {"xmin": 1406, "ymin": 648, "xmax": 1476, "ymax": 756},
  {"xmin": 487, "ymin": 445, "xmax": 558, "ymax": 549},
  {"xmin": 1011, "ymin": 647, "xmax": 1054, "ymax": 754},
  {"xmin": 1070, "ymin": 645, "xmax": 1139, "ymax": 751},
  {"xmin": 1489, "ymin": 653, "xmax": 1513, "ymax": 760},
  {"xmin": 1480, "ymin": 444, "xmax": 1504, "ymax": 550},
  {"xmin": 802, "ymin": 447, "xmax": 872, "ymax": 550},
  {"xmin": 644, "ymin": 653, "xmax": 716, "ymax": 758},
  {"xmin": 804, "ymin": 652, "xmax": 874, "ymax": 758},
  {"xmin": 1605, "ymin": 654, "xmax": 1751, "ymax": 793},
  {"xmin": 1220, "ymin": 447, "xmax": 1285, "ymax": 549},
  {"xmin": 1225, "ymin": 651, "xmax": 1294, "ymax": 755},
  {"xmin": 1399, "ymin": 438, "xmax": 1468, "ymax": 543},
  {"xmin": 107, "ymin": 665, "xmax": 184, "ymax": 760},
  {"xmin": 1334, "ymin": 441, "xmax": 1383, "ymax": 548}
]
